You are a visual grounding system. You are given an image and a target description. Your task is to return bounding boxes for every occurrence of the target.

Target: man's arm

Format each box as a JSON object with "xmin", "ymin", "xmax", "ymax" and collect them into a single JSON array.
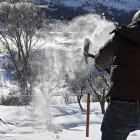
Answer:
[{"xmin": 95, "ymin": 38, "xmax": 113, "ymax": 71}]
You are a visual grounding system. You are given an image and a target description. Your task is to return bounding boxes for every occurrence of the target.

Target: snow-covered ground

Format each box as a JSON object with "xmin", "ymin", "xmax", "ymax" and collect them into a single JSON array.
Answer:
[{"xmin": 0, "ymin": 103, "xmax": 140, "ymax": 140}]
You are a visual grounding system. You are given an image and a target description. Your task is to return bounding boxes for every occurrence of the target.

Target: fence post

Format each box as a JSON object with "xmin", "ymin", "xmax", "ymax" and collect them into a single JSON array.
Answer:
[{"xmin": 86, "ymin": 93, "xmax": 90, "ymax": 137}]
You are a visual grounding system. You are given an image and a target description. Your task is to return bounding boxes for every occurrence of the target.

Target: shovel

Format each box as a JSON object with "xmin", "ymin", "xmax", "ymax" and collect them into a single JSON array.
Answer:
[{"xmin": 83, "ymin": 38, "xmax": 110, "ymax": 137}]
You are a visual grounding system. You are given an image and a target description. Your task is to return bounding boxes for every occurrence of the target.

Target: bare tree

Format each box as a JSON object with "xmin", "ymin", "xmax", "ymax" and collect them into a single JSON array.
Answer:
[
  {"xmin": 88, "ymin": 74, "xmax": 109, "ymax": 114},
  {"xmin": 0, "ymin": 1, "xmax": 49, "ymax": 99},
  {"xmin": 66, "ymin": 67, "xmax": 89, "ymax": 110},
  {"xmin": 61, "ymin": 92, "xmax": 71, "ymax": 105}
]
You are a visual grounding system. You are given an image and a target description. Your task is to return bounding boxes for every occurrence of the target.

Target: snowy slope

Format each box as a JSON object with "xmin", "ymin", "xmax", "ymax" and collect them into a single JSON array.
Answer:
[
  {"xmin": 41, "ymin": 0, "xmax": 140, "ymax": 12},
  {"xmin": 0, "ymin": 103, "xmax": 140, "ymax": 140}
]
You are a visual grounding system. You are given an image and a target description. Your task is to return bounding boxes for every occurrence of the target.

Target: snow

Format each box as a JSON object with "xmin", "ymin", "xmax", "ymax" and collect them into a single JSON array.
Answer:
[{"xmin": 0, "ymin": 103, "xmax": 140, "ymax": 139}]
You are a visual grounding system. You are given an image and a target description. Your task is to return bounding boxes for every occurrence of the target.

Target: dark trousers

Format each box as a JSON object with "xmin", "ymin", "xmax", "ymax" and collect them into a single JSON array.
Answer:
[{"xmin": 101, "ymin": 100, "xmax": 140, "ymax": 140}]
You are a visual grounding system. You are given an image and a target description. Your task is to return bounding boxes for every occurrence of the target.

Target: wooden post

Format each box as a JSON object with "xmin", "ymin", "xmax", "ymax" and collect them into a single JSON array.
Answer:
[{"xmin": 86, "ymin": 93, "xmax": 90, "ymax": 137}]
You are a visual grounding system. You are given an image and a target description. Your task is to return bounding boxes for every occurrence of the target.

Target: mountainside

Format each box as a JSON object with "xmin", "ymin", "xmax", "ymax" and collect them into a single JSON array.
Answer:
[{"xmin": 36, "ymin": 0, "xmax": 140, "ymax": 25}]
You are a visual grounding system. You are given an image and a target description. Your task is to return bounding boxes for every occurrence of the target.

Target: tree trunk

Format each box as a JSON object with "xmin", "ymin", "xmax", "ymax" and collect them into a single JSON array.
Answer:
[
  {"xmin": 100, "ymin": 100, "xmax": 105, "ymax": 114},
  {"xmin": 100, "ymin": 89, "xmax": 106, "ymax": 114},
  {"xmin": 78, "ymin": 98, "xmax": 83, "ymax": 110}
]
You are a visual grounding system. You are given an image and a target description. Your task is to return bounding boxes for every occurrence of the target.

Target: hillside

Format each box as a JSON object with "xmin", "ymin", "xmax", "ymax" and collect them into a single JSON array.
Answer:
[{"xmin": 36, "ymin": 0, "xmax": 139, "ymax": 25}]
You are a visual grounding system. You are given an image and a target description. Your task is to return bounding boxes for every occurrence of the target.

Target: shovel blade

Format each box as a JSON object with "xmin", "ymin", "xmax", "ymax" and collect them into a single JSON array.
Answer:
[{"xmin": 83, "ymin": 38, "xmax": 91, "ymax": 64}]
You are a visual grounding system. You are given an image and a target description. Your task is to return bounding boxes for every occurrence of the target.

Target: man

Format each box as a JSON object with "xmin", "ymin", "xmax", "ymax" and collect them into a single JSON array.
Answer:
[{"xmin": 86, "ymin": 11, "xmax": 140, "ymax": 140}]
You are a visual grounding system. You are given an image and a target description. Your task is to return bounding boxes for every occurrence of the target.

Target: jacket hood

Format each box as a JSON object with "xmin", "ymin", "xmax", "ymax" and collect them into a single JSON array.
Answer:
[{"xmin": 117, "ymin": 22, "xmax": 140, "ymax": 47}]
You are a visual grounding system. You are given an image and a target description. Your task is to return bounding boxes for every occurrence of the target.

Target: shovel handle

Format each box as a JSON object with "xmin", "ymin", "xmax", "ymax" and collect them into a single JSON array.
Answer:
[{"xmin": 86, "ymin": 93, "xmax": 90, "ymax": 137}]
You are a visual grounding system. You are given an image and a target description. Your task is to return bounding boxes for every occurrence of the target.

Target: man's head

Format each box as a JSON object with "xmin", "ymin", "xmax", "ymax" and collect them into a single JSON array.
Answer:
[
  {"xmin": 127, "ymin": 10, "xmax": 140, "ymax": 27},
  {"xmin": 132, "ymin": 10, "xmax": 140, "ymax": 23}
]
